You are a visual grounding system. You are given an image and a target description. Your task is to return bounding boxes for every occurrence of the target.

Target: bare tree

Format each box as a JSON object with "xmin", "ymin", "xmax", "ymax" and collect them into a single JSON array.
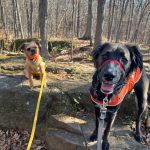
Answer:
[
  {"xmin": 39, "ymin": 0, "xmax": 50, "ymax": 59},
  {"xmin": 94, "ymin": 0, "xmax": 106, "ymax": 49},
  {"xmin": 0, "ymin": 0, "xmax": 7, "ymax": 38},
  {"xmin": 15, "ymin": 0, "xmax": 24, "ymax": 38},
  {"xmin": 76, "ymin": 0, "xmax": 81, "ymax": 37},
  {"xmin": 131, "ymin": 0, "xmax": 150, "ymax": 43},
  {"xmin": 125, "ymin": 0, "xmax": 134, "ymax": 40},
  {"xmin": 29, "ymin": 0, "xmax": 33, "ymax": 38},
  {"xmin": 107, "ymin": 0, "xmax": 115, "ymax": 41},
  {"xmin": 115, "ymin": 0, "xmax": 129, "ymax": 42},
  {"xmin": 0, "ymin": 0, "xmax": 150, "ymax": 45},
  {"xmin": 81, "ymin": 0, "xmax": 93, "ymax": 40}
]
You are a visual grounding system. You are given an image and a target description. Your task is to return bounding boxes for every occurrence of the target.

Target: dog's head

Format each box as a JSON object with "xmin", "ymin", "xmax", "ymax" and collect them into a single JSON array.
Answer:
[
  {"xmin": 19, "ymin": 41, "xmax": 41, "ymax": 60},
  {"xmin": 92, "ymin": 43, "xmax": 143, "ymax": 94}
]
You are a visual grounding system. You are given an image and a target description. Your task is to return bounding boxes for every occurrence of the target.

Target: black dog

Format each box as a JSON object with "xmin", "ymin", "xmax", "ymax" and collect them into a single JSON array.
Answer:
[{"xmin": 90, "ymin": 43, "xmax": 149, "ymax": 150}]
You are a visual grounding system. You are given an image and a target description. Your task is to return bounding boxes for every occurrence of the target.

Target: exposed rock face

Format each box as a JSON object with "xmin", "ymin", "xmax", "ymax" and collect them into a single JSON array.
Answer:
[{"xmin": 0, "ymin": 73, "xmax": 149, "ymax": 149}]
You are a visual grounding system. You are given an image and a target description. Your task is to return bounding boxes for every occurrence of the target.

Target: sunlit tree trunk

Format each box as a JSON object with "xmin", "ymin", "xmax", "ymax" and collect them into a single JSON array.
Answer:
[
  {"xmin": 81, "ymin": 0, "xmax": 93, "ymax": 40},
  {"xmin": 94, "ymin": 0, "xmax": 106, "ymax": 49},
  {"xmin": 39, "ymin": 0, "xmax": 50, "ymax": 59}
]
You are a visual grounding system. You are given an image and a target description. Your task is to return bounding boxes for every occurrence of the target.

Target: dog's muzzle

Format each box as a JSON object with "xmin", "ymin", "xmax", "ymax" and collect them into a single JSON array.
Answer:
[{"xmin": 99, "ymin": 59, "xmax": 125, "ymax": 94}]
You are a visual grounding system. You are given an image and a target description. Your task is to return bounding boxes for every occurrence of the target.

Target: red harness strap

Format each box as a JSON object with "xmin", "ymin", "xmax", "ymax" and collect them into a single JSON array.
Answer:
[
  {"xmin": 91, "ymin": 67, "xmax": 141, "ymax": 106},
  {"xmin": 100, "ymin": 58, "xmax": 125, "ymax": 72}
]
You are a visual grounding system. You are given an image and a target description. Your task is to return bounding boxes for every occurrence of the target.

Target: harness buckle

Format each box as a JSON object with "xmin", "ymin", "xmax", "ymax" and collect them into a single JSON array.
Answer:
[
  {"xmin": 103, "ymin": 96, "xmax": 108, "ymax": 108},
  {"xmin": 100, "ymin": 95, "xmax": 108, "ymax": 120}
]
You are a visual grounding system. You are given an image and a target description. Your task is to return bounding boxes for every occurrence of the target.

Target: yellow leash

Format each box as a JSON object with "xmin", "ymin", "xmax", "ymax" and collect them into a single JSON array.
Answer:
[{"xmin": 27, "ymin": 71, "xmax": 46, "ymax": 150}]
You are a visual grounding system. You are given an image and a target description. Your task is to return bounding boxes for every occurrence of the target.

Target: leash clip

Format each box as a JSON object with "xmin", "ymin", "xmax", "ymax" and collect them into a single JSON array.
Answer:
[
  {"xmin": 100, "ymin": 95, "xmax": 108, "ymax": 120},
  {"xmin": 102, "ymin": 94, "xmax": 108, "ymax": 108}
]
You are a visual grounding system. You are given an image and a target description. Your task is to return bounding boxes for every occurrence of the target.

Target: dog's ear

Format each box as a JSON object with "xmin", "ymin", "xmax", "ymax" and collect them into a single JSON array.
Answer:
[
  {"xmin": 35, "ymin": 41, "xmax": 41, "ymax": 53},
  {"xmin": 92, "ymin": 43, "xmax": 110, "ymax": 68},
  {"xmin": 126, "ymin": 45, "xmax": 143, "ymax": 71}
]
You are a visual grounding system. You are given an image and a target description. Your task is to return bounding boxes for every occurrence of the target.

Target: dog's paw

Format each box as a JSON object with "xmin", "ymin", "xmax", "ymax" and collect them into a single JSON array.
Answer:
[
  {"xmin": 134, "ymin": 134, "xmax": 143, "ymax": 143},
  {"xmin": 29, "ymin": 85, "xmax": 34, "ymax": 90},
  {"xmin": 89, "ymin": 133, "xmax": 97, "ymax": 141},
  {"xmin": 102, "ymin": 142, "xmax": 109, "ymax": 150}
]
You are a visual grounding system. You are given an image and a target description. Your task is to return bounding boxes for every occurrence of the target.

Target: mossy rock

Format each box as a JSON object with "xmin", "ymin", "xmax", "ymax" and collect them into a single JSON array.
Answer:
[
  {"xmin": 10, "ymin": 38, "xmax": 40, "ymax": 51},
  {"xmin": 48, "ymin": 40, "xmax": 72, "ymax": 56}
]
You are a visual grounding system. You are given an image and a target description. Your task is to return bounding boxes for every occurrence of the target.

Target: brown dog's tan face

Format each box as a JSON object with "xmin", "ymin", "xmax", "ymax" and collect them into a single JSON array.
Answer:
[
  {"xmin": 25, "ymin": 46, "xmax": 38, "ymax": 59},
  {"xmin": 21, "ymin": 42, "xmax": 41, "ymax": 59},
  {"xmin": 94, "ymin": 44, "xmax": 132, "ymax": 94}
]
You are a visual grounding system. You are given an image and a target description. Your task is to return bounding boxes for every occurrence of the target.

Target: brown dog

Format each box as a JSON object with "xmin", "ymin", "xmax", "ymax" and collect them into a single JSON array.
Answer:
[{"xmin": 20, "ymin": 41, "xmax": 46, "ymax": 88}]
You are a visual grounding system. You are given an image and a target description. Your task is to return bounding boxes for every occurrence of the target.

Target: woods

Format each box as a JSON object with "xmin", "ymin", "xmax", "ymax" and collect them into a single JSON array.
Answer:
[{"xmin": 0, "ymin": 0, "xmax": 150, "ymax": 47}]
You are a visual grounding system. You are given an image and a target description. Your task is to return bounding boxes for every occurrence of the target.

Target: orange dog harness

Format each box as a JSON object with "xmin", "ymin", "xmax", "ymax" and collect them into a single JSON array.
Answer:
[
  {"xmin": 91, "ymin": 67, "xmax": 141, "ymax": 106},
  {"xmin": 27, "ymin": 53, "xmax": 40, "ymax": 62}
]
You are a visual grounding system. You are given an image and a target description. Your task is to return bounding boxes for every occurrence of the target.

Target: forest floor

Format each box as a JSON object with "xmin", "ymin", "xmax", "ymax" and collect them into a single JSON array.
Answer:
[{"xmin": 0, "ymin": 44, "xmax": 150, "ymax": 150}]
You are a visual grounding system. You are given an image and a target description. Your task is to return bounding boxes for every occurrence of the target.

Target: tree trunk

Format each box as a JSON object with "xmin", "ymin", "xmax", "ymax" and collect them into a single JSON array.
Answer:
[
  {"xmin": 76, "ymin": 0, "xmax": 81, "ymax": 37},
  {"xmin": 94, "ymin": 0, "xmax": 106, "ymax": 49},
  {"xmin": 29, "ymin": 0, "xmax": 33, "ymax": 38},
  {"xmin": 12, "ymin": 0, "xmax": 18, "ymax": 38},
  {"xmin": 81, "ymin": 0, "xmax": 93, "ymax": 40},
  {"xmin": 131, "ymin": 1, "xmax": 150, "ymax": 43},
  {"xmin": 115, "ymin": 0, "xmax": 129, "ymax": 42},
  {"xmin": 55, "ymin": 0, "xmax": 60, "ymax": 37},
  {"xmin": 71, "ymin": 0, "xmax": 75, "ymax": 61},
  {"xmin": 39, "ymin": 0, "xmax": 50, "ymax": 59},
  {"xmin": 125, "ymin": 0, "xmax": 134, "ymax": 41},
  {"xmin": 15, "ymin": 0, "xmax": 24, "ymax": 38},
  {"xmin": 142, "ymin": 12, "xmax": 150, "ymax": 43},
  {"xmin": 25, "ymin": 2, "xmax": 30, "ymax": 38},
  {"xmin": 0, "ymin": 0, "xmax": 7, "ymax": 38},
  {"xmin": 107, "ymin": 0, "xmax": 115, "ymax": 41}
]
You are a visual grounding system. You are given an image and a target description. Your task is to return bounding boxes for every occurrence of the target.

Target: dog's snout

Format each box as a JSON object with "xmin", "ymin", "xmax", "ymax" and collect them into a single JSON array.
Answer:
[
  {"xmin": 31, "ymin": 49, "xmax": 36, "ymax": 55},
  {"xmin": 104, "ymin": 72, "xmax": 115, "ymax": 81}
]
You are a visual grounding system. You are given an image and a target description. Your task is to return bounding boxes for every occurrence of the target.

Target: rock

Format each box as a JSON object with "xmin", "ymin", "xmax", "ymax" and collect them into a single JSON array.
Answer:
[
  {"xmin": 0, "ymin": 74, "xmax": 145, "ymax": 130},
  {"xmin": 49, "ymin": 114, "xmax": 86, "ymax": 135},
  {"xmin": 80, "ymin": 114, "xmax": 149, "ymax": 150},
  {"xmin": 46, "ymin": 128, "xmax": 87, "ymax": 150},
  {"xmin": 0, "ymin": 74, "xmax": 149, "ymax": 150}
]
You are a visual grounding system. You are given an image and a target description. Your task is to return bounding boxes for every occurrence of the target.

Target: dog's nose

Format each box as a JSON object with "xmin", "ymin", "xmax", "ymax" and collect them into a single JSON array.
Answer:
[
  {"xmin": 104, "ymin": 72, "xmax": 115, "ymax": 81},
  {"xmin": 31, "ymin": 49, "xmax": 36, "ymax": 55}
]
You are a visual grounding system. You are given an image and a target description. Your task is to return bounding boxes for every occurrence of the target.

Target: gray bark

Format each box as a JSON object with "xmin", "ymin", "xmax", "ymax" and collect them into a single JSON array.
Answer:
[
  {"xmin": 115, "ymin": 0, "xmax": 129, "ymax": 42},
  {"xmin": 131, "ymin": 0, "xmax": 150, "ymax": 43},
  {"xmin": 29, "ymin": 0, "xmax": 33, "ymax": 38},
  {"xmin": 107, "ymin": 0, "xmax": 115, "ymax": 41},
  {"xmin": 0, "ymin": 0, "xmax": 7, "ymax": 38},
  {"xmin": 76, "ymin": 0, "xmax": 81, "ymax": 37},
  {"xmin": 94, "ymin": 0, "xmax": 106, "ymax": 49},
  {"xmin": 15, "ymin": 0, "xmax": 24, "ymax": 38},
  {"xmin": 39, "ymin": 0, "xmax": 50, "ymax": 59},
  {"xmin": 81, "ymin": 0, "xmax": 93, "ymax": 40}
]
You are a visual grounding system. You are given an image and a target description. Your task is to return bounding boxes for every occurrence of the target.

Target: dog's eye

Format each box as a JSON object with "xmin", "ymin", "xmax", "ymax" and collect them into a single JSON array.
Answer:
[
  {"xmin": 27, "ymin": 48, "xmax": 31, "ymax": 51},
  {"xmin": 121, "ymin": 57, "xmax": 128, "ymax": 64},
  {"xmin": 102, "ymin": 54, "xmax": 108, "ymax": 59}
]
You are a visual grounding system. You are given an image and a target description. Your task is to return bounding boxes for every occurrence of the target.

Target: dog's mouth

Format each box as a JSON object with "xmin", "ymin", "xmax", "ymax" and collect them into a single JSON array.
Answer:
[{"xmin": 101, "ymin": 82, "xmax": 115, "ymax": 94}]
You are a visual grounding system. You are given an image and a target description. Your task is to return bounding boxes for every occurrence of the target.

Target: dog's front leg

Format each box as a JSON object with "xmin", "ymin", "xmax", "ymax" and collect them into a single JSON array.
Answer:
[
  {"xmin": 29, "ymin": 74, "xmax": 34, "ymax": 88},
  {"xmin": 90, "ymin": 106, "xmax": 100, "ymax": 141},
  {"xmin": 24, "ymin": 66, "xmax": 34, "ymax": 88},
  {"xmin": 102, "ymin": 111, "xmax": 117, "ymax": 150}
]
